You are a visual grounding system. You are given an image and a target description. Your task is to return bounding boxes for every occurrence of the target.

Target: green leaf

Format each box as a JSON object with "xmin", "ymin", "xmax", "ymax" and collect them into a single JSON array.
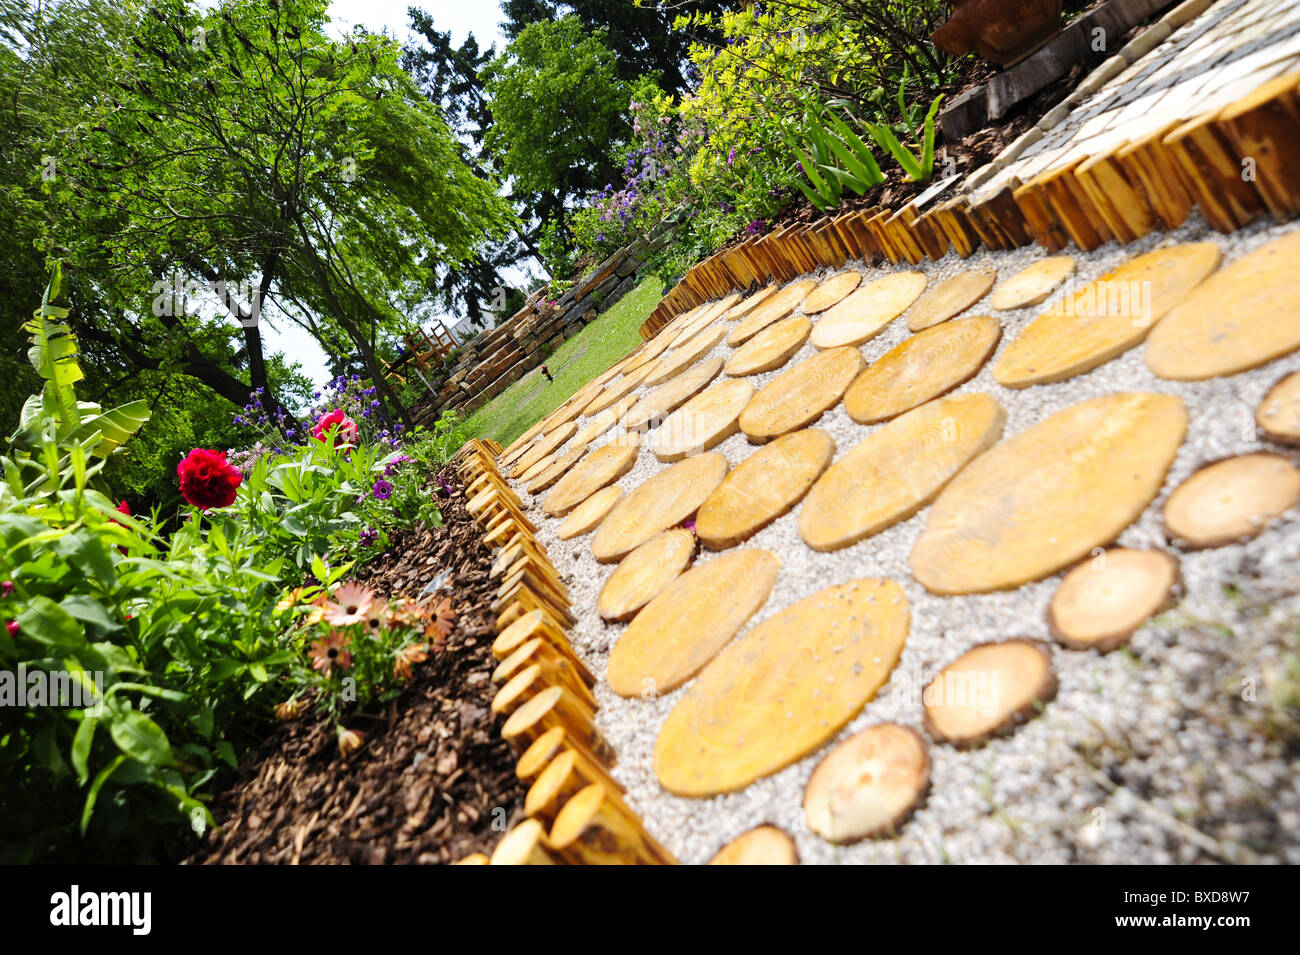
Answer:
[
  {"xmin": 108, "ymin": 710, "xmax": 175, "ymax": 766},
  {"xmin": 18, "ymin": 596, "xmax": 86, "ymax": 649},
  {"xmin": 82, "ymin": 755, "xmax": 126, "ymax": 833},
  {"xmin": 72, "ymin": 715, "xmax": 96, "ymax": 785},
  {"xmin": 867, "ymin": 123, "xmax": 923, "ymax": 181}
]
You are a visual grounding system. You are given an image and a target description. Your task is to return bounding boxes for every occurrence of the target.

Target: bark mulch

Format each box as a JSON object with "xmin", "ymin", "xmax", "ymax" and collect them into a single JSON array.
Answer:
[{"xmin": 188, "ymin": 467, "xmax": 526, "ymax": 865}]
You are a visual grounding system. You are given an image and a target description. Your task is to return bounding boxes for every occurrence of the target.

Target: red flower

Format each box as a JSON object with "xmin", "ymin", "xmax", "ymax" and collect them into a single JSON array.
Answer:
[
  {"xmin": 6, "ymin": 620, "xmax": 18, "ymax": 638},
  {"xmin": 177, "ymin": 449, "xmax": 243, "ymax": 510},
  {"xmin": 312, "ymin": 409, "xmax": 359, "ymax": 451}
]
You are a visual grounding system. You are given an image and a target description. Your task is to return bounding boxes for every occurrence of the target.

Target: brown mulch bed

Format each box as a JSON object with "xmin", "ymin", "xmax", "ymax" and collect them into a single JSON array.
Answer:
[{"xmin": 188, "ymin": 468, "xmax": 527, "ymax": 865}]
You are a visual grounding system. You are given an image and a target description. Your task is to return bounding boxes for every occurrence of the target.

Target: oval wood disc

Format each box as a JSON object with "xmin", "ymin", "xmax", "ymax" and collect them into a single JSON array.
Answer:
[
  {"xmin": 669, "ymin": 294, "xmax": 741, "ymax": 347},
  {"xmin": 644, "ymin": 324, "xmax": 727, "ymax": 388},
  {"xmin": 509, "ymin": 420, "xmax": 577, "ymax": 478},
  {"xmin": 488, "ymin": 818, "xmax": 550, "ymax": 865},
  {"xmin": 570, "ymin": 393, "xmax": 638, "ymax": 449},
  {"xmin": 738, "ymin": 346, "xmax": 863, "ymax": 442},
  {"xmin": 597, "ymin": 529, "xmax": 697, "ymax": 622},
  {"xmin": 1048, "ymin": 548, "xmax": 1180, "ymax": 652},
  {"xmin": 728, "ymin": 278, "xmax": 819, "ymax": 346},
  {"xmin": 910, "ymin": 392, "xmax": 1187, "ymax": 594},
  {"xmin": 800, "ymin": 393, "xmax": 1006, "ymax": 552},
  {"xmin": 583, "ymin": 362, "xmax": 658, "ymax": 415},
  {"xmin": 625, "ymin": 356, "xmax": 723, "ymax": 432},
  {"xmin": 1257, "ymin": 371, "xmax": 1300, "ymax": 446},
  {"xmin": 591, "ymin": 452, "xmax": 729, "ymax": 562},
  {"xmin": 653, "ymin": 378, "xmax": 754, "ymax": 462},
  {"xmin": 607, "ymin": 548, "xmax": 780, "ymax": 697},
  {"xmin": 501, "ymin": 419, "xmax": 548, "ymax": 465},
  {"xmin": 1162, "ymin": 453, "xmax": 1300, "ymax": 548},
  {"xmin": 1146, "ymin": 229, "xmax": 1300, "ymax": 380},
  {"xmin": 541, "ymin": 436, "xmax": 641, "ymax": 517},
  {"xmin": 724, "ymin": 315, "xmax": 812, "ymax": 377},
  {"xmin": 724, "ymin": 284, "xmax": 781, "ymax": 321},
  {"xmin": 995, "ymin": 242, "xmax": 1222, "ymax": 388},
  {"xmin": 989, "ymin": 255, "xmax": 1076, "ymax": 310},
  {"xmin": 923, "ymin": 639, "xmax": 1057, "ymax": 747},
  {"xmin": 802, "ymin": 723, "xmax": 929, "ymax": 843},
  {"xmin": 622, "ymin": 328, "xmax": 677, "ymax": 374},
  {"xmin": 657, "ymin": 303, "xmax": 707, "ymax": 340},
  {"xmin": 707, "ymin": 825, "xmax": 799, "ymax": 865},
  {"xmin": 802, "ymin": 270, "xmax": 864, "ymax": 314},
  {"xmin": 810, "ymin": 271, "xmax": 926, "ymax": 349},
  {"xmin": 654, "ymin": 578, "xmax": 909, "ymax": 797},
  {"xmin": 516, "ymin": 445, "xmax": 566, "ymax": 486},
  {"xmin": 907, "ymin": 267, "xmax": 996, "ymax": 331},
  {"xmin": 524, "ymin": 443, "xmax": 588, "ymax": 494},
  {"xmin": 844, "ymin": 315, "xmax": 1002, "ymax": 424},
  {"xmin": 556, "ymin": 484, "xmax": 624, "ymax": 540},
  {"xmin": 697, "ymin": 429, "xmax": 835, "ymax": 550}
]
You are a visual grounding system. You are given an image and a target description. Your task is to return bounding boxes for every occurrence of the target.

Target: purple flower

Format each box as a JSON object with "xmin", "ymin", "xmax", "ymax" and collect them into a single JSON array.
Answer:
[
  {"xmin": 371, "ymin": 478, "xmax": 393, "ymax": 501},
  {"xmin": 727, "ymin": 146, "xmax": 736, "ymax": 166},
  {"xmin": 359, "ymin": 526, "xmax": 379, "ymax": 547}
]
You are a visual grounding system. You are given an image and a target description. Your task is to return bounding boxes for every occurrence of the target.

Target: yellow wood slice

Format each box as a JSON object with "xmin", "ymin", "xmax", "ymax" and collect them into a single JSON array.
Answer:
[
  {"xmin": 516, "ymin": 445, "xmax": 563, "ymax": 486},
  {"xmin": 1146, "ymin": 230, "xmax": 1300, "ymax": 380},
  {"xmin": 488, "ymin": 819, "xmax": 555, "ymax": 865},
  {"xmin": 669, "ymin": 294, "xmax": 742, "ymax": 348},
  {"xmin": 654, "ymin": 578, "xmax": 909, "ymax": 797},
  {"xmin": 570, "ymin": 394, "xmax": 638, "ymax": 449},
  {"xmin": 707, "ymin": 826, "xmax": 799, "ymax": 865},
  {"xmin": 501, "ymin": 420, "xmax": 548, "ymax": 465},
  {"xmin": 644, "ymin": 324, "xmax": 727, "ymax": 388},
  {"xmin": 800, "ymin": 393, "xmax": 1006, "ymax": 552},
  {"xmin": 1257, "ymin": 371, "xmax": 1300, "ymax": 446},
  {"xmin": 802, "ymin": 270, "xmax": 863, "ymax": 314},
  {"xmin": 738, "ymin": 347, "xmax": 863, "ymax": 442},
  {"xmin": 624, "ymin": 356, "xmax": 723, "ymax": 432},
  {"xmin": 510, "ymin": 420, "xmax": 577, "ymax": 478},
  {"xmin": 1162, "ymin": 453, "xmax": 1300, "ymax": 548},
  {"xmin": 583, "ymin": 362, "xmax": 657, "ymax": 416},
  {"xmin": 728, "ymin": 278, "xmax": 819, "ymax": 346},
  {"xmin": 906, "ymin": 267, "xmax": 996, "ymax": 331},
  {"xmin": 697, "ymin": 429, "xmax": 835, "ymax": 550},
  {"xmin": 802, "ymin": 724, "xmax": 929, "ymax": 843},
  {"xmin": 989, "ymin": 255, "xmax": 1076, "ymax": 310},
  {"xmin": 1048, "ymin": 548, "xmax": 1180, "ymax": 652},
  {"xmin": 724, "ymin": 315, "xmax": 812, "ymax": 377},
  {"xmin": 844, "ymin": 315, "xmax": 1002, "ymax": 424},
  {"xmin": 910, "ymin": 392, "xmax": 1188, "ymax": 594},
  {"xmin": 541, "ymin": 436, "xmax": 641, "ymax": 517},
  {"xmin": 995, "ymin": 242, "xmax": 1222, "ymax": 388},
  {"xmin": 654, "ymin": 303, "xmax": 707, "ymax": 342},
  {"xmin": 810, "ymin": 271, "xmax": 926, "ymax": 349},
  {"xmin": 622, "ymin": 327, "xmax": 677, "ymax": 373},
  {"xmin": 592, "ymin": 452, "xmax": 729, "ymax": 562},
  {"xmin": 653, "ymin": 378, "xmax": 754, "ymax": 462},
  {"xmin": 556, "ymin": 484, "xmax": 624, "ymax": 540},
  {"xmin": 597, "ymin": 529, "xmax": 697, "ymax": 622},
  {"xmin": 540, "ymin": 386, "xmax": 602, "ymax": 434},
  {"xmin": 724, "ymin": 283, "xmax": 781, "ymax": 321},
  {"xmin": 923, "ymin": 639, "xmax": 1057, "ymax": 747},
  {"xmin": 524, "ymin": 443, "xmax": 587, "ymax": 494}
]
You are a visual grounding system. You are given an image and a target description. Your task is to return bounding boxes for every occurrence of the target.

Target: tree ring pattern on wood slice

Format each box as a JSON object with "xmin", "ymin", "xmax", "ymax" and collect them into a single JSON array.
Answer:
[
  {"xmin": 653, "ymin": 378, "xmax": 754, "ymax": 461},
  {"xmin": 724, "ymin": 283, "xmax": 781, "ymax": 321},
  {"xmin": 569, "ymin": 394, "xmax": 638, "ymax": 449},
  {"xmin": 1048, "ymin": 548, "xmax": 1180, "ymax": 652},
  {"xmin": 591, "ymin": 452, "xmax": 729, "ymax": 562},
  {"xmin": 728, "ymin": 278, "xmax": 819, "ymax": 346},
  {"xmin": 583, "ymin": 361, "xmax": 658, "ymax": 415},
  {"xmin": 510, "ymin": 420, "xmax": 577, "ymax": 478},
  {"xmin": 669, "ymin": 294, "xmax": 741, "ymax": 348},
  {"xmin": 707, "ymin": 825, "xmax": 799, "ymax": 864},
  {"xmin": 724, "ymin": 315, "xmax": 812, "ymax": 377},
  {"xmin": 906, "ymin": 267, "xmax": 996, "ymax": 331},
  {"xmin": 844, "ymin": 315, "xmax": 1001, "ymax": 424},
  {"xmin": 654, "ymin": 578, "xmax": 909, "ymax": 797},
  {"xmin": 524, "ymin": 443, "xmax": 588, "ymax": 495},
  {"xmin": 625, "ymin": 356, "xmax": 723, "ymax": 432},
  {"xmin": 989, "ymin": 255, "xmax": 1076, "ymax": 310},
  {"xmin": 922, "ymin": 639, "xmax": 1057, "ymax": 748},
  {"xmin": 802, "ymin": 723, "xmax": 929, "ymax": 843},
  {"xmin": 597, "ymin": 528, "xmax": 697, "ymax": 622},
  {"xmin": 541, "ymin": 436, "xmax": 640, "ymax": 517},
  {"xmin": 739, "ymin": 346, "xmax": 863, "ymax": 442},
  {"xmin": 697, "ymin": 429, "xmax": 835, "ymax": 550},
  {"xmin": 1256, "ymin": 371, "xmax": 1300, "ymax": 446},
  {"xmin": 800, "ymin": 393, "xmax": 1006, "ymax": 552},
  {"xmin": 1162, "ymin": 453, "xmax": 1300, "ymax": 549},
  {"xmin": 556, "ymin": 484, "xmax": 624, "ymax": 540},
  {"xmin": 910, "ymin": 392, "xmax": 1187, "ymax": 594},
  {"xmin": 644, "ymin": 324, "xmax": 727, "ymax": 388},
  {"xmin": 801, "ymin": 270, "xmax": 864, "ymax": 314},
  {"xmin": 810, "ymin": 271, "xmax": 926, "ymax": 349}
]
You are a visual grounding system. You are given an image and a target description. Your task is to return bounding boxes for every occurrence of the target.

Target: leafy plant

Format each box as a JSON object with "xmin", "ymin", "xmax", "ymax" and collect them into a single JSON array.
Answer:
[
  {"xmin": 866, "ymin": 93, "xmax": 945, "ymax": 184},
  {"xmin": 787, "ymin": 98, "xmax": 886, "ymax": 211}
]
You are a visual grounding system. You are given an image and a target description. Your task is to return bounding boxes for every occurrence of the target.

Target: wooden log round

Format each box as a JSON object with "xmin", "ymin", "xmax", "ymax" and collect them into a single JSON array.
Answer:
[
  {"xmin": 523, "ymin": 443, "xmax": 587, "ymax": 495},
  {"xmin": 488, "ymin": 819, "xmax": 557, "ymax": 865},
  {"xmin": 644, "ymin": 324, "xmax": 727, "ymax": 388},
  {"xmin": 591, "ymin": 452, "xmax": 729, "ymax": 562},
  {"xmin": 541, "ymin": 436, "xmax": 640, "ymax": 517},
  {"xmin": 652, "ymin": 378, "xmax": 754, "ymax": 461},
  {"xmin": 654, "ymin": 578, "xmax": 909, "ymax": 797},
  {"xmin": 524, "ymin": 749, "xmax": 630, "ymax": 826},
  {"xmin": 843, "ymin": 315, "xmax": 1001, "ymax": 424},
  {"xmin": 1162, "ymin": 453, "xmax": 1300, "ymax": 549},
  {"xmin": 625, "ymin": 356, "xmax": 724, "ymax": 433},
  {"xmin": 724, "ymin": 283, "xmax": 781, "ymax": 321},
  {"xmin": 801, "ymin": 270, "xmax": 864, "ymax": 314},
  {"xmin": 622, "ymin": 324, "xmax": 679, "ymax": 374},
  {"xmin": 802, "ymin": 723, "xmax": 929, "ymax": 843},
  {"xmin": 668, "ymin": 294, "xmax": 739, "ymax": 348},
  {"xmin": 490, "ymin": 664, "xmax": 551, "ymax": 720},
  {"xmin": 910, "ymin": 392, "xmax": 1187, "ymax": 594},
  {"xmin": 492, "ymin": 637, "xmax": 598, "ymax": 709},
  {"xmin": 906, "ymin": 266, "xmax": 996, "ymax": 331},
  {"xmin": 738, "ymin": 346, "xmax": 864, "ymax": 442},
  {"xmin": 509, "ymin": 420, "xmax": 577, "ymax": 479},
  {"xmin": 696, "ymin": 428, "xmax": 835, "ymax": 550},
  {"xmin": 989, "ymin": 255, "xmax": 1076, "ymax": 310},
  {"xmin": 453, "ymin": 853, "xmax": 489, "ymax": 865},
  {"xmin": 489, "ymin": 609, "xmax": 595, "ymax": 687},
  {"xmin": 707, "ymin": 825, "xmax": 800, "ymax": 865},
  {"xmin": 549, "ymin": 783, "xmax": 678, "ymax": 865},
  {"xmin": 556, "ymin": 484, "xmax": 624, "ymax": 540},
  {"xmin": 1048, "ymin": 548, "xmax": 1180, "ymax": 652},
  {"xmin": 501, "ymin": 685, "xmax": 613, "ymax": 765},
  {"xmin": 922, "ymin": 639, "xmax": 1057, "ymax": 748},
  {"xmin": 724, "ymin": 315, "xmax": 812, "ymax": 377},
  {"xmin": 583, "ymin": 361, "xmax": 658, "ymax": 415},
  {"xmin": 800, "ymin": 393, "xmax": 1006, "ymax": 552},
  {"xmin": 516, "ymin": 726, "xmax": 568, "ymax": 786},
  {"xmin": 810, "ymin": 271, "xmax": 926, "ymax": 349},
  {"xmin": 728, "ymin": 278, "xmax": 819, "ymax": 346},
  {"xmin": 1256, "ymin": 371, "xmax": 1300, "ymax": 446},
  {"xmin": 569, "ymin": 394, "xmax": 639, "ymax": 449},
  {"xmin": 597, "ymin": 528, "xmax": 696, "ymax": 622}
]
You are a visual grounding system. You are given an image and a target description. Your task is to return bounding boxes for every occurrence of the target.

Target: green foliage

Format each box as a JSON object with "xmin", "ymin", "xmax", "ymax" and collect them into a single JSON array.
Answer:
[{"xmin": 865, "ymin": 93, "xmax": 945, "ymax": 183}]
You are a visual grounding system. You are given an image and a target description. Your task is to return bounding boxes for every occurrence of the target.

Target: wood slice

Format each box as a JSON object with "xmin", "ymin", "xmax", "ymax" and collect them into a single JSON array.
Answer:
[
  {"xmin": 989, "ymin": 256, "xmax": 1076, "ymax": 310},
  {"xmin": 548, "ymin": 783, "xmax": 677, "ymax": 865},
  {"xmin": 802, "ymin": 724, "xmax": 929, "ymax": 843},
  {"xmin": 801, "ymin": 270, "xmax": 863, "ymax": 314},
  {"xmin": 654, "ymin": 578, "xmax": 909, "ymax": 797},
  {"xmin": 724, "ymin": 315, "xmax": 812, "ymax": 377},
  {"xmin": 541, "ymin": 436, "xmax": 640, "ymax": 517},
  {"xmin": 923, "ymin": 639, "xmax": 1057, "ymax": 748},
  {"xmin": 597, "ymin": 529, "xmax": 697, "ymax": 622},
  {"xmin": 906, "ymin": 267, "xmax": 996, "ymax": 331},
  {"xmin": 1146, "ymin": 230, "xmax": 1300, "ymax": 380},
  {"xmin": 607, "ymin": 548, "xmax": 780, "ymax": 697},
  {"xmin": 556, "ymin": 484, "xmax": 624, "ymax": 540},
  {"xmin": 844, "ymin": 315, "xmax": 1001, "ymax": 424},
  {"xmin": 1162, "ymin": 453, "xmax": 1300, "ymax": 548},
  {"xmin": 1257, "ymin": 371, "xmax": 1300, "ymax": 446},
  {"xmin": 623, "ymin": 325, "xmax": 679, "ymax": 374},
  {"xmin": 697, "ymin": 429, "xmax": 835, "ymax": 550},
  {"xmin": 910, "ymin": 393, "xmax": 1187, "ymax": 594},
  {"xmin": 570, "ymin": 394, "xmax": 638, "ymax": 449},
  {"xmin": 800, "ymin": 393, "xmax": 1005, "ymax": 552},
  {"xmin": 591, "ymin": 452, "xmax": 729, "ymax": 562},
  {"xmin": 644, "ymin": 324, "xmax": 727, "ymax": 388},
  {"xmin": 509, "ymin": 421, "xmax": 577, "ymax": 478},
  {"xmin": 625, "ymin": 357, "xmax": 723, "ymax": 432},
  {"xmin": 724, "ymin": 283, "xmax": 781, "ymax": 321},
  {"xmin": 488, "ymin": 819, "xmax": 556, "ymax": 865},
  {"xmin": 516, "ymin": 446, "xmax": 563, "ymax": 486},
  {"xmin": 524, "ymin": 443, "xmax": 587, "ymax": 494},
  {"xmin": 810, "ymin": 271, "xmax": 926, "ymax": 348},
  {"xmin": 1048, "ymin": 548, "xmax": 1180, "ymax": 652},
  {"xmin": 707, "ymin": 825, "xmax": 800, "ymax": 865},
  {"xmin": 668, "ymin": 294, "xmax": 740, "ymax": 348},
  {"xmin": 728, "ymin": 278, "xmax": 819, "ymax": 346},
  {"xmin": 583, "ymin": 362, "xmax": 657, "ymax": 415},
  {"xmin": 995, "ymin": 242, "xmax": 1222, "ymax": 388},
  {"xmin": 653, "ymin": 378, "xmax": 754, "ymax": 461},
  {"xmin": 738, "ymin": 347, "xmax": 863, "ymax": 442}
]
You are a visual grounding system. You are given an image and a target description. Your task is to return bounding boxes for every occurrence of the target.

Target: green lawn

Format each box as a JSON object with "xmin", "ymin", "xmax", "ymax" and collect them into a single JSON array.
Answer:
[{"xmin": 458, "ymin": 275, "xmax": 664, "ymax": 449}]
